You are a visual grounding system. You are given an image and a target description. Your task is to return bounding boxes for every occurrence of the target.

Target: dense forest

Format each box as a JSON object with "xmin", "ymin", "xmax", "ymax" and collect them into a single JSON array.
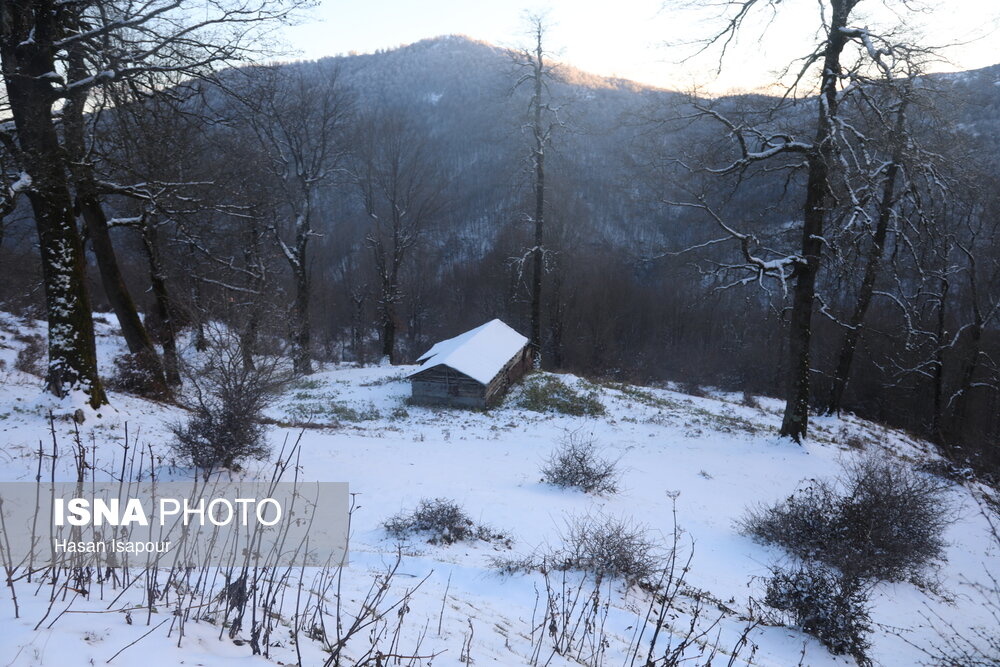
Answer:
[{"xmin": 2, "ymin": 3, "xmax": 999, "ymax": 476}]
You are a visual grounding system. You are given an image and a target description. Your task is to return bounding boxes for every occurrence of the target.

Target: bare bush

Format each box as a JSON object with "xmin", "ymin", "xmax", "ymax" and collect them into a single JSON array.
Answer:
[
  {"xmin": 742, "ymin": 455, "xmax": 949, "ymax": 582},
  {"xmin": 522, "ymin": 566, "xmax": 613, "ymax": 666},
  {"xmin": 540, "ymin": 431, "xmax": 619, "ymax": 494},
  {"xmin": 917, "ymin": 458, "xmax": 975, "ymax": 484},
  {"xmin": 14, "ymin": 333, "xmax": 44, "ymax": 376},
  {"xmin": 557, "ymin": 513, "xmax": 661, "ymax": 585},
  {"xmin": 384, "ymin": 497, "xmax": 510, "ymax": 546},
  {"xmin": 764, "ymin": 564, "xmax": 873, "ymax": 666},
  {"xmin": 106, "ymin": 352, "xmax": 167, "ymax": 398},
  {"xmin": 492, "ymin": 513, "xmax": 661, "ymax": 585},
  {"xmin": 170, "ymin": 326, "xmax": 292, "ymax": 477},
  {"xmin": 505, "ymin": 497, "xmax": 760, "ymax": 666}
]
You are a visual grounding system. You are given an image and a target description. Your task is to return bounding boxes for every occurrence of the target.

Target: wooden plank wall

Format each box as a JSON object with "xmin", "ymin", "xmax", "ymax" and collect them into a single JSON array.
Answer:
[{"xmin": 410, "ymin": 366, "xmax": 488, "ymax": 408}]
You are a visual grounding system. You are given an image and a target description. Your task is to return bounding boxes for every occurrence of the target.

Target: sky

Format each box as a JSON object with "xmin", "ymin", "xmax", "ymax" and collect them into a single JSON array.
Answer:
[{"xmin": 282, "ymin": 0, "xmax": 1000, "ymax": 93}]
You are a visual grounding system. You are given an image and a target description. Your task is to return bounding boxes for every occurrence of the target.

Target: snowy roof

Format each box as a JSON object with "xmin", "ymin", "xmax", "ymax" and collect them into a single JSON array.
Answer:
[{"xmin": 409, "ymin": 319, "xmax": 529, "ymax": 385}]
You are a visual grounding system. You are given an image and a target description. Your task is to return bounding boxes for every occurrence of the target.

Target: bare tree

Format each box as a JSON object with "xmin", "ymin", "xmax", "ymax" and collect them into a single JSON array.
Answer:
[
  {"xmin": 0, "ymin": 0, "xmax": 305, "ymax": 406},
  {"xmin": 236, "ymin": 65, "xmax": 353, "ymax": 375},
  {"xmin": 666, "ymin": 0, "xmax": 927, "ymax": 442},
  {"xmin": 354, "ymin": 111, "xmax": 445, "ymax": 364},
  {"xmin": 822, "ymin": 65, "xmax": 945, "ymax": 414},
  {"xmin": 64, "ymin": 74, "xmax": 171, "ymax": 396},
  {"xmin": 512, "ymin": 14, "xmax": 560, "ymax": 367},
  {"xmin": 1, "ymin": 1, "xmax": 106, "ymax": 406},
  {"xmin": 96, "ymin": 85, "xmax": 208, "ymax": 387},
  {"xmin": 935, "ymin": 211, "xmax": 1000, "ymax": 446}
]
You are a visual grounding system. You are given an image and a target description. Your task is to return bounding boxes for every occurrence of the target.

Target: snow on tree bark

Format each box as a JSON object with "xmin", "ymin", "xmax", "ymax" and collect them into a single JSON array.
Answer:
[{"xmin": 1, "ymin": 0, "xmax": 106, "ymax": 407}]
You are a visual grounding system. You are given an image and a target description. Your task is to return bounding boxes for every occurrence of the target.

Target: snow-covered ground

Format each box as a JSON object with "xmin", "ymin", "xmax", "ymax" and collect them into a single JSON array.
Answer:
[{"xmin": 0, "ymin": 311, "xmax": 996, "ymax": 666}]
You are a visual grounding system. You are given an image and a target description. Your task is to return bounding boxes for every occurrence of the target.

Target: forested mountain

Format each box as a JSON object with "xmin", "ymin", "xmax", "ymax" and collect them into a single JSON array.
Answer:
[{"xmin": 303, "ymin": 35, "xmax": 682, "ymax": 259}]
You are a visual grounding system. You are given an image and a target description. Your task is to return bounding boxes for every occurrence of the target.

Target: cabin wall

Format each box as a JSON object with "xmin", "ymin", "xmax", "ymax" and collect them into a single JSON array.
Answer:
[
  {"xmin": 410, "ymin": 367, "xmax": 487, "ymax": 409},
  {"xmin": 483, "ymin": 345, "xmax": 532, "ymax": 407}
]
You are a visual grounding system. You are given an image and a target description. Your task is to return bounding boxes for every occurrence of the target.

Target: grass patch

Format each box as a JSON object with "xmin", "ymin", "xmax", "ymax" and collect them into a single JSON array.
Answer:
[
  {"xmin": 290, "ymin": 378, "xmax": 325, "ymax": 391},
  {"xmin": 516, "ymin": 374, "xmax": 605, "ymax": 417},
  {"xmin": 285, "ymin": 397, "xmax": 381, "ymax": 424},
  {"xmin": 360, "ymin": 373, "xmax": 408, "ymax": 387},
  {"xmin": 686, "ymin": 405, "xmax": 760, "ymax": 434},
  {"xmin": 606, "ymin": 382, "xmax": 683, "ymax": 411}
]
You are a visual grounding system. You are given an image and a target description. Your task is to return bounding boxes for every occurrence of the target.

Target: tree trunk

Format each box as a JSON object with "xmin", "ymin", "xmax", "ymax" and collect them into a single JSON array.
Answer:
[
  {"xmin": 292, "ymin": 264, "xmax": 313, "ymax": 374},
  {"xmin": 140, "ymin": 218, "xmax": 181, "ymax": 386},
  {"xmin": 80, "ymin": 195, "xmax": 170, "ymax": 394},
  {"xmin": 826, "ymin": 101, "xmax": 908, "ymax": 414},
  {"xmin": 780, "ymin": 181, "xmax": 823, "ymax": 442},
  {"xmin": 63, "ymin": 45, "xmax": 169, "ymax": 398},
  {"xmin": 239, "ymin": 217, "xmax": 264, "ymax": 373},
  {"xmin": 549, "ymin": 270, "xmax": 565, "ymax": 369},
  {"xmin": 187, "ymin": 243, "xmax": 208, "ymax": 352},
  {"xmin": 529, "ymin": 33, "xmax": 545, "ymax": 368},
  {"xmin": 0, "ymin": 2, "xmax": 106, "ymax": 407},
  {"xmin": 378, "ymin": 261, "xmax": 400, "ymax": 364},
  {"xmin": 191, "ymin": 284, "xmax": 208, "ymax": 352},
  {"xmin": 931, "ymin": 275, "xmax": 948, "ymax": 444},
  {"xmin": 352, "ymin": 294, "xmax": 365, "ymax": 364},
  {"xmin": 381, "ymin": 308, "xmax": 397, "ymax": 364},
  {"xmin": 952, "ymin": 325, "xmax": 983, "ymax": 441},
  {"xmin": 951, "ymin": 263, "xmax": 984, "ymax": 442},
  {"xmin": 531, "ymin": 154, "xmax": 544, "ymax": 367},
  {"xmin": 779, "ymin": 1, "xmax": 852, "ymax": 442},
  {"xmin": 241, "ymin": 316, "xmax": 259, "ymax": 372}
]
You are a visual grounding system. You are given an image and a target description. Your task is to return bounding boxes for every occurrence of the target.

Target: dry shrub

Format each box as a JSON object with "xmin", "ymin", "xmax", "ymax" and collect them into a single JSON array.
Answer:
[
  {"xmin": 679, "ymin": 380, "xmax": 708, "ymax": 398},
  {"xmin": 764, "ymin": 564, "xmax": 873, "ymax": 666},
  {"xmin": 384, "ymin": 498, "xmax": 509, "ymax": 546},
  {"xmin": 743, "ymin": 454, "xmax": 949, "ymax": 582},
  {"xmin": 14, "ymin": 334, "xmax": 44, "ymax": 376},
  {"xmin": 740, "ymin": 391, "xmax": 761, "ymax": 409},
  {"xmin": 170, "ymin": 326, "xmax": 291, "ymax": 477},
  {"xmin": 494, "ymin": 513, "xmax": 662, "ymax": 585},
  {"xmin": 540, "ymin": 430, "xmax": 619, "ymax": 494},
  {"xmin": 837, "ymin": 426, "xmax": 872, "ymax": 450},
  {"xmin": 106, "ymin": 352, "xmax": 166, "ymax": 397},
  {"xmin": 557, "ymin": 513, "xmax": 661, "ymax": 584}
]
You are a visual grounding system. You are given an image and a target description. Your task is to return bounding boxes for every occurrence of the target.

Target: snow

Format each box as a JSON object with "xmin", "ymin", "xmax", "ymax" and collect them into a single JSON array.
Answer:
[
  {"xmin": 9, "ymin": 171, "xmax": 32, "ymax": 196},
  {"xmin": 0, "ymin": 312, "xmax": 997, "ymax": 666},
  {"xmin": 410, "ymin": 318, "xmax": 528, "ymax": 384}
]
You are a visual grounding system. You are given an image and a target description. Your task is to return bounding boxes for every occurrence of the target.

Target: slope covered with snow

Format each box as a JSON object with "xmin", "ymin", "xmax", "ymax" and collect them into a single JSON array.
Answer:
[{"xmin": 0, "ymin": 311, "xmax": 996, "ymax": 666}]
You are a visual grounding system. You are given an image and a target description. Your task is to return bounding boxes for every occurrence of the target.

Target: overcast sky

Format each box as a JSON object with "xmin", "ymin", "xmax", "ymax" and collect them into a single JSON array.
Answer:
[{"xmin": 282, "ymin": 1, "xmax": 1000, "ymax": 93}]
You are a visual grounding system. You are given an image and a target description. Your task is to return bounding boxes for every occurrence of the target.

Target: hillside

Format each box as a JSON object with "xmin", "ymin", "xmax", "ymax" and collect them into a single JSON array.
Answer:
[
  {"xmin": 292, "ymin": 35, "xmax": 683, "ymax": 259},
  {"xmin": 0, "ymin": 311, "xmax": 996, "ymax": 666},
  {"xmin": 291, "ymin": 35, "xmax": 1000, "ymax": 258}
]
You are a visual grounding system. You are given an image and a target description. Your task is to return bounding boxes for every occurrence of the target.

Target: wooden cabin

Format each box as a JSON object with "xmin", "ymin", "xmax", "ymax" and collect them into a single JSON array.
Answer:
[{"xmin": 408, "ymin": 319, "xmax": 531, "ymax": 409}]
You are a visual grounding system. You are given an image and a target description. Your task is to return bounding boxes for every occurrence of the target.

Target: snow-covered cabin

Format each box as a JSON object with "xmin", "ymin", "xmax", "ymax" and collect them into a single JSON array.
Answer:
[{"xmin": 408, "ymin": 319, "xmax": 531, "ymax": 408}]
